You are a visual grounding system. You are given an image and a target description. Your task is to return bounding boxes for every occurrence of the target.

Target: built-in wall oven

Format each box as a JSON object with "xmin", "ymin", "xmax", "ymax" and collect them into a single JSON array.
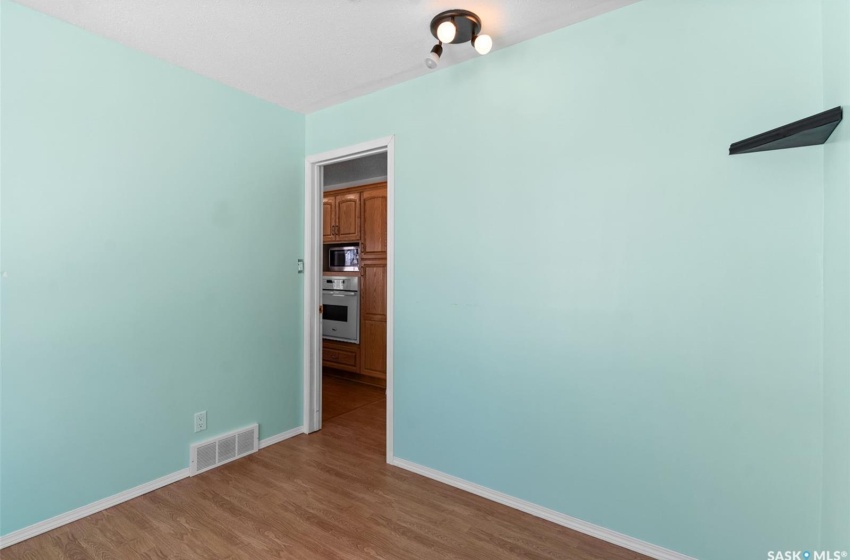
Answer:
[{"xmin": 322, "ymin": 276, "xmax": 359, "ymax": 343}]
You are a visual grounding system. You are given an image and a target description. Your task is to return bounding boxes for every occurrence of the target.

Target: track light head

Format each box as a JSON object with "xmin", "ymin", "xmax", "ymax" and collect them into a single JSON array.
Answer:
[
  {"xmin": 436, "ymin": 20, "xmax": 457, "ymax": 43},
  {"xmin": 425, "ymin": 43, "xmax": 443, "ymax": 69},
  {"xmin": 472, "ymin": 33, "xmax": 492, "ymax": 55}
]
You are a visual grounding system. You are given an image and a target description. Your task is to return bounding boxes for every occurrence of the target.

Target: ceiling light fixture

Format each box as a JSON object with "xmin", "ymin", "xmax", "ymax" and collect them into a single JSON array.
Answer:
[{"xmin": 425, "ymin": 9, "xmax": 493, "ymax": 69}]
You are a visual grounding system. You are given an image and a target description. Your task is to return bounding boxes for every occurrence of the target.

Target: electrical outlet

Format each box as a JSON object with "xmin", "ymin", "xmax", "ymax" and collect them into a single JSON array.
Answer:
[{"xmin": 194, "ymin": 411, "xmax": 207, "ymax": 433}]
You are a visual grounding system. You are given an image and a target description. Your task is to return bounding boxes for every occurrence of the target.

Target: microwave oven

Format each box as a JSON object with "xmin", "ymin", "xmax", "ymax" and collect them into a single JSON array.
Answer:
[{"xmin": 327, "ymin": 245, "xmax": 360, "ymax": 272}]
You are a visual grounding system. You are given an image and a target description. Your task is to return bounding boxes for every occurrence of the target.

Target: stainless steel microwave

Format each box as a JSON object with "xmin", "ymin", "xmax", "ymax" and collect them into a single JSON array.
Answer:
[{"xmin": 327, "ymin": 245, "xmax": 359, "ymax": 272}]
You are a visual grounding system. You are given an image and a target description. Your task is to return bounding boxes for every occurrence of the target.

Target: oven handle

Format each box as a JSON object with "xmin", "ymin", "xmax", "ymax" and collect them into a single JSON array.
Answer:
[{"xmin": 324, "ymin": 291, "xmax": 356, "ymax": 297}]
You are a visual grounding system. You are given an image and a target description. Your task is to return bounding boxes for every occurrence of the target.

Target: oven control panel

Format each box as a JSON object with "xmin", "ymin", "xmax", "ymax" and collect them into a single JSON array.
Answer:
[{"xmin": 323, "ymin": 276, "xmax": 359, "ymax": 292}]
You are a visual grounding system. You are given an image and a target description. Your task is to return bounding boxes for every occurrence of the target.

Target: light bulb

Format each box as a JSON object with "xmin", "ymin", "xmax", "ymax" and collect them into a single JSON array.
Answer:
[
  {"xmin": 437, "ymin": 20, "xmax": 457, "ymax": 43},
  {"xmin": 425, "ymin": 44, "xmax": 442, "ymax": 69},
  {"xmin": 473, "ymin": 33, "xmax": 492, "ymax": 55}
]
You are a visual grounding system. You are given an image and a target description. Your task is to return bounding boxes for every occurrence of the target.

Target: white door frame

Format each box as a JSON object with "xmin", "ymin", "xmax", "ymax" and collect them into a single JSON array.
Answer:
[{"xmin": 303, "ymin": 135, "xmax": 395, "ymax": 463}]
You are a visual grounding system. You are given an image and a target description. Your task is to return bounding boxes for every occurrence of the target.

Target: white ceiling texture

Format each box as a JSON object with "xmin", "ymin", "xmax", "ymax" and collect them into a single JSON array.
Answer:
[{"xmin": 14, "ymin": 0, "xmax": 638, "ymax": 113}]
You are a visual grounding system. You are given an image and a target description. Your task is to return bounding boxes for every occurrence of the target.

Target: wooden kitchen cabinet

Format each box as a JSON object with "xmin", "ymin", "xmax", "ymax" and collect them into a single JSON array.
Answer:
[
  {"xmin": 358, "ymin": 185, "xmax": 387, "ymax": 381},
  {"xmin": 335, "ymin": 192, "xmax": 360, "ymax": 241},
  {"xmin": 360, "ymin": 259, "xmax": 387, "ymax": 379},
  {"xmin": 322, "ymin": 339, "xmax": 360, "ymax": 374},
  {"xmin": 361, "ymin": 186, "xmax": 387, "ymax": 259},
  {"xmin": 322, "ymin": 196, "xmax": 336, "ymax": 242},
  {"xmin": 360, "ymin": 261, "xmax": 387, "ymax": 322},
  {"xmin": 323, "ymin": 191, "xmax": 361, "ymax": 243},
  {"xmin": 360, "ymin": 320, "xmax": 387, "ymax": 379}
]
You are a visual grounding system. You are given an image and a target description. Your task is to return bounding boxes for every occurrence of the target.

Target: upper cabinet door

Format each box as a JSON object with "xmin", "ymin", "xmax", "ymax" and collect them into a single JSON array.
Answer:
[
  {"xmin": 335, "ymin": 192, "xmax": 361, "ymax": 242},
  {"xmin": 323, "ymin": 196, "xmax": 336, "ymax": 243},
  {"xmin": 361, "ymin": 186, "xmax": 387, "ymax": 259}
]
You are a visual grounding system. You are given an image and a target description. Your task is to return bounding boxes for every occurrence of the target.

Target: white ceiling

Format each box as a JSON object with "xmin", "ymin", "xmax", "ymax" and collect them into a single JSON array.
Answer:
[{"xmin": 15, "ymin": 0, "xmax": 639, "ymax": 114}]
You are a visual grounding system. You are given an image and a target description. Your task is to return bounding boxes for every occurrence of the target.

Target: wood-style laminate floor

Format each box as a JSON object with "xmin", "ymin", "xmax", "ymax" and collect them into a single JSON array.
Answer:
[
  {"xmin": 322, "ymin": 372, "xmax": 385, "ymax": 423},
  {"xmin": 4, "ymin": 392, "xmax": 649, "ymax": 559}
]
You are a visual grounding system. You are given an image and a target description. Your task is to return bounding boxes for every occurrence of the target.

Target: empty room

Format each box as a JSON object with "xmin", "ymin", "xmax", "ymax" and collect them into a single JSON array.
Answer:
[{"xmin": 1, "ymin": 1, "xmax": 848, "ymax": 559}]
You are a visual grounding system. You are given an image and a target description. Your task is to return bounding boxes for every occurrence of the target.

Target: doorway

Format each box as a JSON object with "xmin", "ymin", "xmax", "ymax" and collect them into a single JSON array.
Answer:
[{"xmin": 303, "ymin": 136, "xmax": 394, "ymax": 463}]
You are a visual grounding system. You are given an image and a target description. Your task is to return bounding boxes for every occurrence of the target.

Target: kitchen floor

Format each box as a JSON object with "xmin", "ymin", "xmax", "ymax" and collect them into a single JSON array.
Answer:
[{"xmin": 322, "ymin": 371, "xmax": 385, "ymax": 422}]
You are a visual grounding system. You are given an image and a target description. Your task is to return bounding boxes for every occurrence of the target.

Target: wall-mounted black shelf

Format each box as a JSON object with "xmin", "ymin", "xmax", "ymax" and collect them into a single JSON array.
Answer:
[{"xmin": 729, "ymin": 106, "xmax": 843, "ymax": 155}]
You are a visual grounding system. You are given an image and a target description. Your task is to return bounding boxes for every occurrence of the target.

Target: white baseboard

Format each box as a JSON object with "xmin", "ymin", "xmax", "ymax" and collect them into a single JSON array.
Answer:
[
  {"xmin": 391, "ymin": 458, "xmax": 695, "ymax": 560},
  {"xmin": 259, "ymin": 425, "xmax": 305, "ymax": 448},
  {"xmin": 0, "ymin": 468, "xmax": 190, "ymax": 550},
  {"xmin": 0, "ymin": 425, "xmax": 305, "ymax": 550}
]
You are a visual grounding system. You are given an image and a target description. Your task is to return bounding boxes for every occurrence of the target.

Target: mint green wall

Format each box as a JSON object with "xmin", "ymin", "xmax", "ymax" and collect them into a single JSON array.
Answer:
[
  {"xmin": 0, "ymin": 1, "xmax": 304, "ymax": 536},
  {"xmin": 822, "ymin": 0, "xmax": 850, "ymax": 550},
  {"xmin": 307, "ymin": 1, "xmax": 826, "ymax": 558}
]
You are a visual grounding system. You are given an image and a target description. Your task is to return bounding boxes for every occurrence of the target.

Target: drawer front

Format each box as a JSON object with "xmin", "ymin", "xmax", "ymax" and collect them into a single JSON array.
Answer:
[
  {"xmin": 325, "ymin": 348, "xmax": 357, "ymax": 367},
  {"xmin": 323, "ymin": 341, "xmax": 359, "ymax": 372}
]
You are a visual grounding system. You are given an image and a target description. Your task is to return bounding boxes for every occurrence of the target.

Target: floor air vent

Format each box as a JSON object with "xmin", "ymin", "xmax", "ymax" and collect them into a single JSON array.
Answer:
[{"xmin": 190, "ymin": 424, "xmax": 259, "ymax": 476}]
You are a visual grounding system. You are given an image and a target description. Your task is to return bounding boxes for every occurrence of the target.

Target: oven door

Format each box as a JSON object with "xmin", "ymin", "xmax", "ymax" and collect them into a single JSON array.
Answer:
[{"xmin": 322, "ymin": 290, "xmax": 359, "ymax": 343}]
